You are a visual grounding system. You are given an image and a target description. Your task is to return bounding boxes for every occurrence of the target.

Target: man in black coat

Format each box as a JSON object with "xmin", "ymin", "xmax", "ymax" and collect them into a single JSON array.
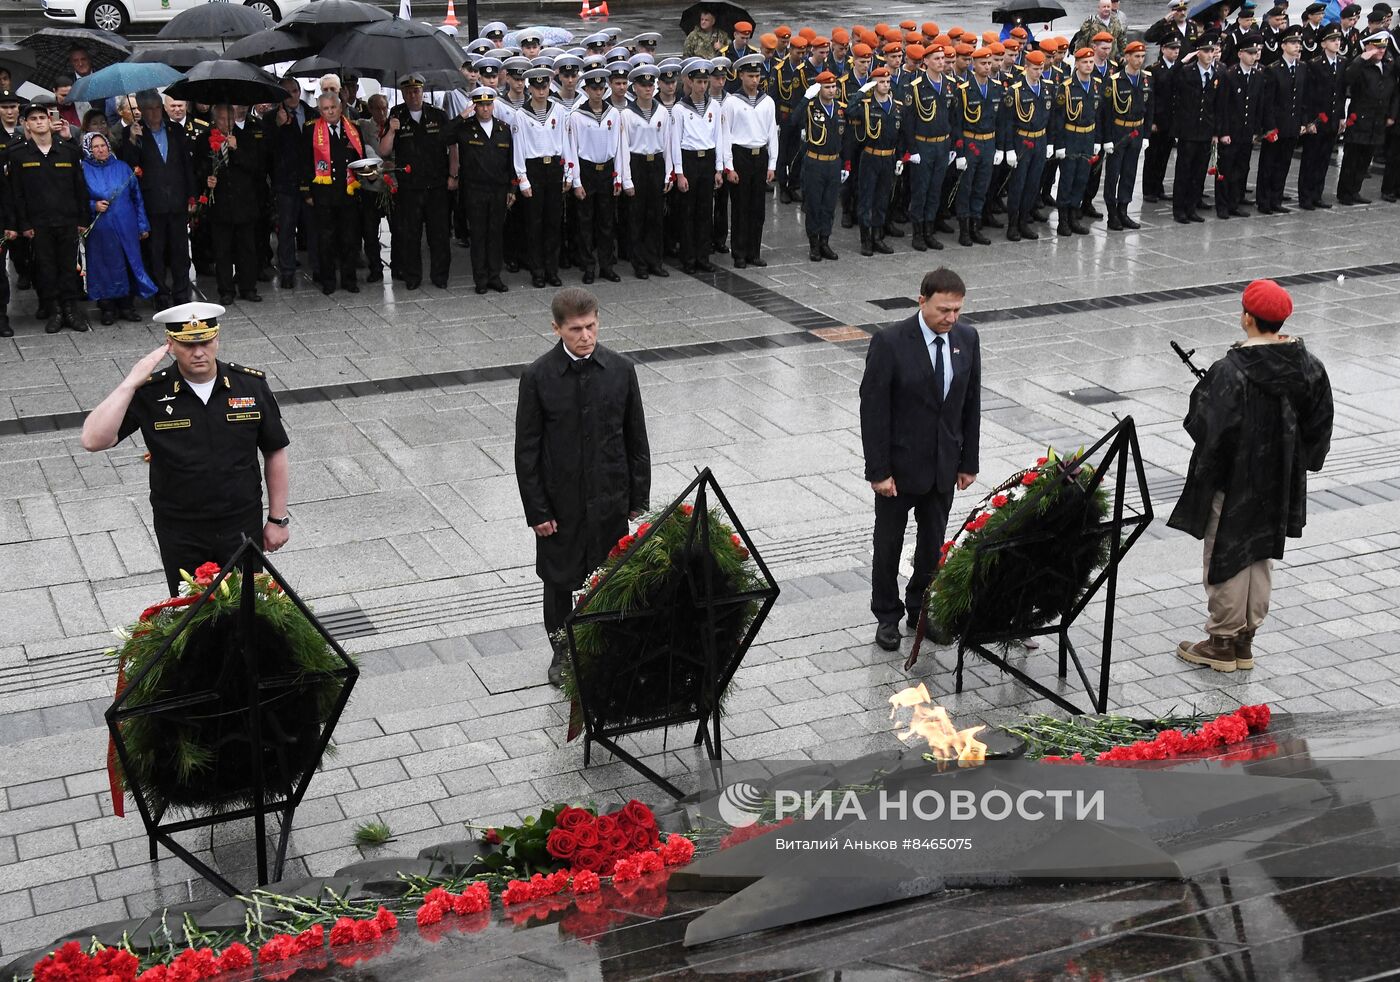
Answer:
[
  {"xmin": 514, "ymin": 288, "xmax": 652, "ymax": 686},
  {"xmin": 1143, "ymin": 36, "xmax": 1181, "ymax": 201},
  {"xmin": 1337, "ymin": 33, "xmax": 1399, "ymax": 203},
  {"xmin": 1298, "ymin": 25, "xmax": 1348, "ymax": 208},
  {"xmin": 1171, "ymin": 35, "xmax": 1222, "ymax": 223},
  {"xmin": 304, "ymin": 93, "xmax": 364, "ymax": 295},
  {"xmin": 123, "ymin": 90, "xmax": 196, "ymax": 305},
  {"xmin": 200, "ymin": 105, "xmax": 263, "ymax": 305},
  {"xmin": 1215, "ymin": 33, "xmax": 1266, "ymax": 218},
  {"xmin": 1168, "ymin": 279, "xmax": 1332, "ymax": 674},
  {"xmin": 859, "ymin": 267, "xmax": 981, "ymax": 652},
  {"xmin": 1254, "ymin": 25, "xmax": 1308, "ymax": 213}
]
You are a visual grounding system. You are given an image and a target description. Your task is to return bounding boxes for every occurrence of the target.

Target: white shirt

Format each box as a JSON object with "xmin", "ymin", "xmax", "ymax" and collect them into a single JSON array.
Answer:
[
  {"xmin": 917, "ymin": 311, "xmax": 953, "ymax": 399},
  {"xmin": 186, "ymin": 377, "xmax": 216, "ymax": 405},
  {"xmin": 511, "ymin": 99, "xmax": 569, "ymax": 189},
  {"xmin": 616, "ymin": 101, "xmax": 673, "ymax": 190},
  {"xmin": 720, "ymin": 90, "xmax": 778, "ymax": 170},
  {"xmin": 669, "ymin": 96, "xmax": 724, "ymax": 173},
  {"xmin": 566, "ymin": 103, "xmax": 622, "ymax": 186}
]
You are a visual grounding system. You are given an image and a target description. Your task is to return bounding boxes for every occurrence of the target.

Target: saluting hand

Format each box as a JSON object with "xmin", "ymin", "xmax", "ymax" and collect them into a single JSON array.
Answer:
[{"xmin": 125, "ymin": 343, "xmax": 172, "ymax": 388}]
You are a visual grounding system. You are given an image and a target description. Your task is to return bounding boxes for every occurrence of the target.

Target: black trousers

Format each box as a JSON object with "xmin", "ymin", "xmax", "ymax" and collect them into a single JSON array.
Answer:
[
  {"xmin": 1297, "ymin": 129, "xmax": 1338, "ymax": 204},
  {"xmin": 153, "ymin": 511, "xmax": 263, "ymax": 598},
  {"xmin": 212, "ymin": 219, "xmax": 257, "ymax": 296},
  {"xmin": 358, "ymin": 198, "xmax": 383, "ymax": 276},
  {"xmin": 678, "ymin": 149, "xmax": 717, "ymax": 267},
  {"xmin": 145, "ymin": 210, "xmax": 192, "ymax": 303},
  {"xmin": 523, "ymin": 158, "xmax": 565, "ymax": 277},
  {"xmin": 313, "ymin": 200, "xmax": 359, "ymax": 288},
  {"xmin": 1216, "ymin": 140, "xmax": 1254, "ymax": 215},
  {"xmin": 1382, "ymin": 128, "xmax": 1400, "ymax": 196},
  {"xmin": 1142, "ymin": 132, "xmax": 1174, "ymax": 197},
  {"xmin": 542, "ymin": 579, "xmax": 574, "ymax": 654},
  {"xmin": 729, "ymin": 146, "xmax": 769, "ymax": 262},
  {"xmin": 1255, "ymin": 135, "xmax": 1298, "ymax": 210},
  {"xmin": 1173, "ymin": 140, "xmax": 1212, "ymax": 218},
  {"xmin": 871, "ymin": 484, "xmax": 955, "ymax": 627},
  {"xmin": 33, "ymin": 224, "xmax": 82, "ymax": 303},
  {"xmin": 465, "ymin": 182, "xmax": 508, "ymax": 287},
  {"xmin": 712, "ymin": 180, "xmax": 730, "ymax": 248},
  {"xmin": 627, "ymin": 154, "xmax": 666, "ymax": 274},
  {"xmin": 1337, "ymin": 140, "xmax": 1376, "ymax": 199},
  {"xmin": 395, "ymin": 186, "xmax": 450, "ymax": 285},
  {"xmin": 575, "ymin": 161, "xmax": 618, "ymax": 273},
  {"xmin": 276, "ymin": 191, "xmax": 316, "ymax": 277},
  {"xmin": 8, "ymin": 235, "xmax": 31, "ymax": 283}
]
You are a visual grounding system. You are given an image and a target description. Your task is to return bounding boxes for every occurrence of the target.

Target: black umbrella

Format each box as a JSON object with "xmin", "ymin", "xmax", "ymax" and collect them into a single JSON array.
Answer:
[
  {"xmin": 286, "ymin": 53, "xmax": 392, "ymax": 84},
  {"xmin": 992, "ymin": 0, "xmax": 1068, "ymax": 23},
  {"xmin": 18, "ymin": 26, "xmax": 132, "ymax": 90},
  {"xmin": 679, "ymin": 1, "xmax": 753, "ymax": 35},
  {"xmin": 157, "ymin": 3, "xmax": 274, "ymax": 42},
  {"xmin": 129, "ymin": 45, "xmax": 221, "ymax": 72},
  {"xmin": 319, "ymin": 19, "xmax": 464, "ymax": 78},
  {"xmin": 0, "ymin": 43, "xmax": 37, "ymax": 90},
  {"xmin": 224, "ymin": 27, "xmax": 319, "ymax": 65},
  {"xmin": 275, "ymin": 0, "xmax": 391, "ymax": 44},
  {"xmin": 1188, "ymin": 0, "xmax": 1241, "ymax": 22},
  {"xmin": 163, "ymin": 58, "xmax": 286, "ymax": 106}
]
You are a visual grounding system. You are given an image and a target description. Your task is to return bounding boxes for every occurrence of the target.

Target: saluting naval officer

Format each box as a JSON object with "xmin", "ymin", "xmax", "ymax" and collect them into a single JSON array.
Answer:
[{"xmin": 79, "ymin": 304, "xmax": 292, "ymax": 597}]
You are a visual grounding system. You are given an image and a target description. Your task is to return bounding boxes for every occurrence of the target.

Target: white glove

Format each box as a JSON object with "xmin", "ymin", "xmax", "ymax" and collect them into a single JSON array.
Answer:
[
  {"xmin": 1006, "ymin": 150, "xmax": 1018, "ymax": 168},
  {"xmin": 1055, "ymin": 148, "xmax": 1067, "ymax": 159},
  {"xmin": 805, "ymin": 82, "xmax": 821, "ymax": 100},
  {"xmin": 948, "ymin": 151, "xmax": 956, "ymax": 164},
  {"xmin": 1104, "ymin": 141, "xmax": 1115, "ymax": 155},
  {"xmin": 860, "ymin": 80, "xmax": 878, "ymax": 93},
  {"xmin": 955, "ymin": 156, "xmax": 968, "ymax": 171},
  {"xmin": 909, "ymin": 153, "xmax": 921, "ymax": 164},
  {"xmin": 1046, "ymin": 144, "xmax": 1055, "ymax": 159},
  {"xmin": 800, "ymin": 129, "xmax": 806, "ymax": 142},
  {"xmin": 840, "ymin": 169, "xmax": 848, "ymax": 184},
  {"xmin": 894, "ymin": 160, "xmax": 904, "ymax": 176},
  {"xmin": 1142, "ymin": 137, "xmax": 1150, "ymax": 148},
  {"xmin": 1092, "ymin": 143, "xmax": 1102, "ymax": 155},
  {"xmin": 993, "ymin": 150, "xmax": 1005, "ymax": 165}
]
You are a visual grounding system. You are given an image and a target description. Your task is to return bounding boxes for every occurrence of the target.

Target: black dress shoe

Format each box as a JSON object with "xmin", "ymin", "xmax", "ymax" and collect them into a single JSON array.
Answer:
[
  {"xmin": 875, "ymin": 623, "xmax": 901, "ymax": 651},
  {"xmin": 367, "ymin": 269, "xmax": 383, "ymax": 282},
  {"xmin": 906, "ymin": 611, "xmax": 920, "ymax": 631},
  {"xmin": 634, "ymin": 268, "xmax": 649, "ymax": 279},
  {"xmin": 279, "ymin": 273, "xmax": 294, "ymax": 289},
  {"xmin": 219, "ymin": 292, "xmax": 235, "ymax": 304},
  {"xmin": 1273, "ymin": 204, "xmax": 1291, "ymax": 213},
  {"xmin": 343, "ymin": 281, "xmax": 359, "ymax": 294},
  {"xmin": 713, "ymin": 242, "xmax": 729, "ymax": 254},
  {"xmin": 582, "ymin": 269, "xmax": 595, "ymax": 284},
  {"xmin": 547, "ymin": 275, "xmax": 562, "ymax": 287},
  {"xmin": 1229, "ymin": 207, "xmax": 1250, "ymax": 217},
  {"xmin": 432, "ymin": 278, "xmax": 448, "ymax": 289},
  {"xmin": 599, "ymin": 268, "xmax": 620, "ymax": 282},
  {"xmin": 44, "ymin": 313, "xmax": 63, "ymax": 334},
  {"xmin": 648, "ymin": 264, "xmax": 669, "ymax": 277},
  {"xmin": 1188, "ymin": 212, "xmax": 1205, "ymax": 223},
  {"xmin": 1384, "ymin": 193, "xmax": 1399, "ymax": 203},
  {"xmin": 100, "ymin": 308, "xmax": 115, "ymax": 326},
  {"xmin": 1143, "ymin": 193, "xmax": 1159, "ymax": 203},
  {"xmin": 547, "ymin": 649, "xmax": 566, "ymax": 688},
  {"xmin": 239, "ymin": 291, "xmax": 263, "ymax": 302},
  {"xmin": 1298, "ymin": 201, "xmax": 1316, "ymax": 211},
  {"xmin": 120, "ymin": 308, "xmax": 142, "ymax": 323},
  {"xmin": 1315, "ymin": 200, "xmax": 1332, "ymax": 209},
  {"xmin": 532, "ymin": 275, "xmax": 547, "ymax": 288},
  {"xmin": 0, "ymin": 319, "xmax": 11, "ymax": 338},
  {"xmin": 322, "ymin": 284, "xmax": 335, "ymax": 296},
  {"xmin": 695, "ymin": 260, "xmax": 715, "ymax": 272},
  {"xmin": 1354, "ymin": 194, "xmax": 1372, "ymax": 204},
  {"xmin": 488, "ymin": 279, "xmax": 509, "ymax": 293},
  {"xmin": 1216, "ymin": 210, "xmax": 1230, "ymax": 220},
  {"xmin": 733, "ymin": 258, "xmax": 746, "ymax": 268},
  {"xmin": 405, "ymin": 279, "xmax": 421, "ymax": 290},
  {"xmin": 475, "ymin": 285, "xmax": 488, "ymax": 294},
  {"xmin": 749, "ymin": 257, "xmax": 767, "ymax": 267},
  {"xmin": 506, "ymin": 261, "xmax": 520, "ymax": 272}
]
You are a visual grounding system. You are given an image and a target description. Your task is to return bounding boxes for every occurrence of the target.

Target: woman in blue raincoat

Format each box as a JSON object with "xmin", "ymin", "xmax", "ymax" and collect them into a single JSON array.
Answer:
[{"xmin": 81, "ymin": 132, "xmax": 157, "ymax": 325}]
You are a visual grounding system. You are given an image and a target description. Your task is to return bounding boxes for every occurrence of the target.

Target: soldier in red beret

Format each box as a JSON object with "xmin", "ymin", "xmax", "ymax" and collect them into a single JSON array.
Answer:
[{"xmin": 1168, "ymin": 279, "xmax": 1333, "ymax": 675}]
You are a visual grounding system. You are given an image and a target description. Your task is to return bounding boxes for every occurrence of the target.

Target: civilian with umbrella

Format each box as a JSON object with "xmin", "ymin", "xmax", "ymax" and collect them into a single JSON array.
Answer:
[
  {"xmin": 18, "ymin": 27, "xmax": 130, "ymax": 91},
  {"xmin": 122, "ymin": 89, "xmax": 197, "ymax": 306},
  {"xmin": 70, "ymin": 62, "xmax": 184, "ymax": 106}
]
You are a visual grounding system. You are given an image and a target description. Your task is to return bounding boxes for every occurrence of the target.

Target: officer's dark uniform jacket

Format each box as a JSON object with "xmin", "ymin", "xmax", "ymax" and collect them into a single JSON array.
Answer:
[
  {"xmin": 8, "ymin": 139, "xmax": 88, "ymax": 228},
  {"xmin": 801, "ymin": 91, "xmax": 847, "ymax": 159},
  {"xmin": 452, "ymin": 113, "xmax": 515, "ymax": 186},
  {"xmin": 118, "ymin": 362, "xmax": 290, "ymax": 522},
  {"xmin": 387, "ymin": 103, "xmax": 451, "ymax": 189},
  {"xmin": 901, "ymin": 72, "xmax": 959, "ymax": 153},
  {"xmin": 1103, "ymin": 67, "xmax": 1154, "ymax": 140}
]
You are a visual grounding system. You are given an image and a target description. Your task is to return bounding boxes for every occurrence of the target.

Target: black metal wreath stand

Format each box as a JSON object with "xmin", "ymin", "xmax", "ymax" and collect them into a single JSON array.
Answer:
[
  {"xmin": 947, "ymin": 417, "xmax": 1153, "ymax": 715},
  {"xmin": 105, "ymin": 538, "xmax": 358, "ymax": 895},
  {"xmin": 567, "ymin": 468, "xmax": 780, "ymax": 800}
]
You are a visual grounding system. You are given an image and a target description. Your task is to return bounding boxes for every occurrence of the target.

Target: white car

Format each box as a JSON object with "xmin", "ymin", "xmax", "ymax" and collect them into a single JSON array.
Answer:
[{"xmin": 43, "ymin": 0, "xmax": 310, "ymax": 35}]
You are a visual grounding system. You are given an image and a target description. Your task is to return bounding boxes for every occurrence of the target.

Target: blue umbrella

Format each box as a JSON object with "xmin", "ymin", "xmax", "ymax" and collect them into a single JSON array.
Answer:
[{"xmin": 70, "ymin": 61, "xmax": 183, "ymax": 102}]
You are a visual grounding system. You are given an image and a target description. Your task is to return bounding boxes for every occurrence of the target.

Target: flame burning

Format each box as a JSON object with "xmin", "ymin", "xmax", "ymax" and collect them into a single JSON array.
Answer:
[{"xmin": 888, "ymin": 683, "xmax": 988, "ymax": 766}]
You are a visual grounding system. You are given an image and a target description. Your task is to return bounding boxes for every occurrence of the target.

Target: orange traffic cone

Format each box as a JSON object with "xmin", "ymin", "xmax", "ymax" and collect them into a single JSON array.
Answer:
[
  {"xmin": 579, "ymin": 0, "xmax": 608, "ymax": 17},
  {"xmin": 595, "ymin": 1, "xmax": 608, "ymax": 15},
  {"xmin": 442, "ymin": 0, "xmax": 458, "ymax": 26}
]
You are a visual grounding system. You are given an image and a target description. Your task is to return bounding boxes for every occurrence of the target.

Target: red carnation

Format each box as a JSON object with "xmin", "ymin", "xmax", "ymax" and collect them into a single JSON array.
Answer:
[
  {"xmin": 1347, "ymin": 113, "xmax": 1357, "ymax": 126},
  {"xmin": 661, "ymin": 834, "xmax": 696, "ymax": 866},
  {"xmin": 1238, "ymin": 703, "xmax": 1271, "ymax": 732},
  {"xmin": 1317, "ymin": 112, "xmax": 1329, "ymax": 124},
  {"xmin": 218, "ymin": 943, "xmax": 253, "ymax": 971},
  {"xmin": 572, "ymin": 869, "xmax": 601, "ymax": 893},
  {"xmin": 193, "ymin": 561, "xmax": 221, "ymax": 585},
  {"xmin": 454, "ymin": 883, "xmax": 490, "ymax": 914},
  {"xmin": 502, "ymin": 879, "xmax": 537, "ymax": 906},
  {"xmin": 991, "ymin": 494, "xmax": 1009, "ymax": 508},
  {"xmin": 209, "ymin": 128, "xmax": 225, "ymax": 152},
  {"xmin": 484, "ymin": 828, "xmax": 501, "ymax": 844},
  {"xmin": 197, "ymin": 194, "xmax": 209, "ymax": 204},
  {"xmin": 352, "ymin": 920, "xmax": 382, "ymax": 944},
  {"xmin": 138, "ymin": 967, "xmax": 169, "ymax": 982},
  {"xmin": 1021, "ymin": 472, "xmax": 1038, "ymax": 486},
  {"xmin": 1035, "ymin": 456, "xmax": 1048, "ymax": 466},
  {"xmin": 680, "ymin": 502, "xmax": 694, "ymax": 515},
  {"xmin": 329, "ymin": 917, "xmax": 357, "ymax": 947},
  {"xmin": 417, "ymin": 900, "xmax": 446, "ymax": 925}
]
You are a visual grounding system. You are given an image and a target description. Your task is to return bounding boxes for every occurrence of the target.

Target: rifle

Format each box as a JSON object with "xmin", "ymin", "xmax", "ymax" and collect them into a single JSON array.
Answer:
[{"xmin": 1170, "ymin": 340, "xmax": 1206, "ymax": 380}]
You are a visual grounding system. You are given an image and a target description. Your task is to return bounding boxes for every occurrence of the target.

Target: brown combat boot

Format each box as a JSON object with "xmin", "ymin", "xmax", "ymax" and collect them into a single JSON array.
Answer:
[
  {"xmin": 1235, "ymin": 630, "xmax": 1255, "ymax": 670},
  {"xmin": 1176, "ymin": 635, "xmax": 1236, "ymax": 673}
]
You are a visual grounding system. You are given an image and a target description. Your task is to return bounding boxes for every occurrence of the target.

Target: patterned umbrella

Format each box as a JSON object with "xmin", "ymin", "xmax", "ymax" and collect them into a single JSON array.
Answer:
[
  {"xmin": 129, "ymin": 45, "xmax": 221, "ymax": 72},
  {"xmin": 157, "ymin": 3, "xmax": 274, "ymax": 41},
  {"xmin": 70, "ymin": 61, "xmax": 182, "ymax": 102},
  {"xmin": 18, "ymin": 26, "xmax": 132, "ymax": 91},
  {"xmin": 0, "ymin": 43, "xmax": 38, "ymax": 90}
]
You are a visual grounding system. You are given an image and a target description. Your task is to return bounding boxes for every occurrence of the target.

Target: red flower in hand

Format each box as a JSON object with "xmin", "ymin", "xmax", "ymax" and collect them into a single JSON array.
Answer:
[
  {"xmin": 1317, "ymin": 112, "xmax": 1329, "ymax": 124},
  {"xmin": 1265, "ymin": 128, "xmax": 1279, "ymax": 142}
]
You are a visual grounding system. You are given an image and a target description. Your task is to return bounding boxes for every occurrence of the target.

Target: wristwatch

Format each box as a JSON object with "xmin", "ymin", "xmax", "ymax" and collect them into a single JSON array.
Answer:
[{"xmin": 267, "ymin": 514, "xmax": 291, "ymax": 527}]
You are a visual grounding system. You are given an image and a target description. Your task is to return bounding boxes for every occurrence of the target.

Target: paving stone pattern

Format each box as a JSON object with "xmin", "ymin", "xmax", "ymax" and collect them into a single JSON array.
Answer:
[{"xmin": 2, "ymin": 164, "xmax": 1400, "ymax": 959}]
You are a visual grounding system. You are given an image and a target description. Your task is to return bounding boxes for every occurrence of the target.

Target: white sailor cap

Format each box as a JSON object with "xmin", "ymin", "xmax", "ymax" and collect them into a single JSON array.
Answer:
[
  {"xmin": 635, "ymin": 31, "xmax": 663, "ymax": 44},
  {"xmin": 581, "ymin": 67, "xmax": 610, "ymax": 84},
  {"xmin": 584, "ymin": 31, "xmax": 610, "ymax": 46},
  {"xmin": 482, "ymin": 21, "xmax": 507, "ymax": 37},
  {"xmin": 733, "ymin": 53, "xmax": 764, "ymax": 71},
  {"xmin": 682, "ymin": 57, "xmax": 714, "ymax": 76},
  {"xmin": 517, "ymin": 28, "xmax": 544, "ymax": 45},
  {"xmin": 629, "ymin": 64, "xmax": 660, "ymax": 83}
]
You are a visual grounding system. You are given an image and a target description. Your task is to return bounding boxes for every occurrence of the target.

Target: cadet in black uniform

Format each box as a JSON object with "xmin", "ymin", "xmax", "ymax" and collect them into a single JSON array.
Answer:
[
  {"xmin": 1215, "ymin": 33, "xmax": 1266, "ymax": 219},
  {"xmin": 451, "ymin": 87, "xmax": 514, "ymax": 294},
  {"xmin": 9, "ymin": 98, "xmax": 90, "ymax": 333},
  {"xmin": 1298, "ymin": 25, "xmax": 1346, "ymax": 209},
  {"xmin": 79, "ymin": 304, "xmax": 292, "ymax": 597},
  {"xmin": 378, "ymin": 73, "xmax": 452, "ymax": 290},
  {"xmin": 1255, "ymin": 24, "xmax": 1308, "ymax": 213},
  {"xmin": 1171, "ymin": 33, "xmax": 1222, "ymax": 223}
]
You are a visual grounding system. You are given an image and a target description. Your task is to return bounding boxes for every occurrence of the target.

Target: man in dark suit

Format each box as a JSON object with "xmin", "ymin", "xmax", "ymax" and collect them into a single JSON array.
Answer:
[
  {"xmin": 304, "ymin": 93, "xmax": 364, "ymax": 295},
  {"xmin": 122, "ymin": 90, "xmax": 196, "ymax": 306},
  {"xmin": 514, "ymin": 288, "xmax": 652, "ymax": 686},
  {"xmin": 859, "ymin": 267, "xmax": 981, "ymax": 651}
]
